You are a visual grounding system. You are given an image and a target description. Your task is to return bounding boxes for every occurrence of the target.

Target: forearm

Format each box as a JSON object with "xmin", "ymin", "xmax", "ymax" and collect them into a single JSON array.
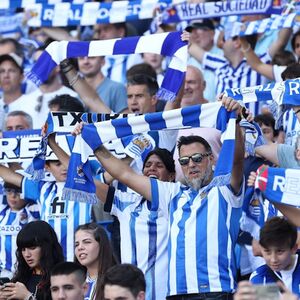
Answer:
[
  {"xmin": 94, "ymin": 146, "xmax": 151, "ymax": 200},
  {"xmin": 274, "ymin": 203, "xmax": 300, "ymax": 227},
  {"xmin": 188, "ymin": 43, "xmax": 205, "ymax": 63},
  {"xmin": 62, "ymin": 62, "xmax": 111, "ymax": 113},
  {"xmin": 42, "ymin": 28, "xmax": 77, "ymax": 41},
  {"xmin": 268, "ymin": 28, "xmax": 292, "ymax": 58},
  {"xmin": 255, "ymin": 144, "xmax": 279, "ymax": 165},
  {"xmin": 48, "ymin": 135, "xmax": 70, "ymax": 168},
  {"xmin": 0, "ymin": 165, "xmax": 23, "ymax": 187}
]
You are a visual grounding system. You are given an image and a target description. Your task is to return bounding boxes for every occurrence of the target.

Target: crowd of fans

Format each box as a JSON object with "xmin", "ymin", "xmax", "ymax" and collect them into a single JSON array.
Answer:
[{"xmin": 0, "ymin": 1, "xmax": 300, "ymax": 299}]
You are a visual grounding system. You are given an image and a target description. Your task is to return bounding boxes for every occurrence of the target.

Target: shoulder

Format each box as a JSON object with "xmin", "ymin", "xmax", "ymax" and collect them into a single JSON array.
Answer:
[{"xmin": 250, "ymin": 264, "xmax": 272, "ymax": 283}]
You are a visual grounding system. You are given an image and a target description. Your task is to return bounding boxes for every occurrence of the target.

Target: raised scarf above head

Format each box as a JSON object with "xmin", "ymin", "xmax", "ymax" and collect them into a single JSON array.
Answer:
[
  {"xmin": 255, "ymin": 165, "xmax": 300, "ymax": 207},
  {"xmin": 62, "ymin": 103, "xmax": 237, "ymax": 204},
  {"xmin": 225, "ymin": 78, "xmax": 300, "ymax": 128},
  {"xmin": 27, "ymin": 31, "xmax": 188, "ymax": 102}
]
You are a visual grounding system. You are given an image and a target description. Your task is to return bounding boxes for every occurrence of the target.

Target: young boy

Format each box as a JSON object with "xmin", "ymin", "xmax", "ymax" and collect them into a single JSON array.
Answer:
[
  {"xmin": 250, "ymin": 217, "xmax": 300, "ymax": 296},
  {"xmin": 0, "ymin": 156, "xmax": 93, "ymax": 261},
  {"xmin": 0, "ymin": 181, "xmax": 40, "ymax": 278}
]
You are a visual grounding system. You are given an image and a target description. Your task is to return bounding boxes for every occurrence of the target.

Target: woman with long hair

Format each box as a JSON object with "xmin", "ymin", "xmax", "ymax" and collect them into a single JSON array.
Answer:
[
  {"xmin": 0, "ymin": 220, "xmax": 64, "ymax": 300},
  {"xmin": 74, "ymin": 222, "xmax": 117, "ymax": 300}
]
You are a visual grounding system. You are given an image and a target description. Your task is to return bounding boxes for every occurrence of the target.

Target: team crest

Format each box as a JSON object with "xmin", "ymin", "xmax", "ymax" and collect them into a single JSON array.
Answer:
[{"xmin": 77, "ymin": 164, "xmax": 85, "ymax": 177}]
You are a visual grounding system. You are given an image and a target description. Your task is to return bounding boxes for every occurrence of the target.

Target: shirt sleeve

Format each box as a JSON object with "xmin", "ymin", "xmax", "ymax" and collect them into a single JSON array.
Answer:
[
  {"xmin": 202, "ymin": 52, "xmax": 227, "ymax": 72},
  {"xmin": 277, "ymin": 144, "xmax": 299, "ymax": 169}
]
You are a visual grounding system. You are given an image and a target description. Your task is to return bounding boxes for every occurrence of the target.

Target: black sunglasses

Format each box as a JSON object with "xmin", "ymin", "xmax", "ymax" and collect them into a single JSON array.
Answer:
[{"xmin": 178, "ymin": 152, "xmax": 211, "ymax": 166}]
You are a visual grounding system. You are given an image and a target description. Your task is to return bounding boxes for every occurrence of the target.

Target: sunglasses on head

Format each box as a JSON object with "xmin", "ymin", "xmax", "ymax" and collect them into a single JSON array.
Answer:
[{"xmin": 178, "ymin": 152, "xmax": 211, "ymax": 166}]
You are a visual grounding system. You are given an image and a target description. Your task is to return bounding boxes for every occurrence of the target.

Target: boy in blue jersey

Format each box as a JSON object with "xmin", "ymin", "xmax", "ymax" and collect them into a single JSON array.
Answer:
[
  {"xmin": 0, "ymin": 181, "xmax": 40, "ymax": 278},
  {"xmin": 250, "ymin": 217, "xmax": 300, "ymax": 296},
  {"xmin": 0, "ymin": 156, "xmax": 93, "ymax": 262}
]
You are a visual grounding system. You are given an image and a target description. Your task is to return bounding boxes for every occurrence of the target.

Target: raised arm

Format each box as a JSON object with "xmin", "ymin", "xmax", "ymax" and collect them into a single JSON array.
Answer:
[
  {"xmin": 0, "ymin": 165, "xmax": 23, "ymax": 187},
  {"xmin": 255, "ymin": 143, "xmax": 279, "ymax": 166},
  {"xmin": 220, "ymin": 96, "xmax": 245, "ymax": 193},
  {"xmin": 93, "ymin": 145, "xmax": 152, "ymax": 200},
  {"xmin": 60, "ymin": 60, "xmax": 112, "ymax": 113},
  {"xmin": 239, "ymin": 36, "xmax": 274, "ymax": 80}
]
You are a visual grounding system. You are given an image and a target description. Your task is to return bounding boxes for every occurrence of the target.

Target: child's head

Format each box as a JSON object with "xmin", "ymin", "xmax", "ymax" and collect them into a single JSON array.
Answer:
[
  {"xmin": 4, "ymin": 182, "xmax": 26, "ymax": 211},
  {"xmin": 45, "ymin": 160, "xmax": 67, "ymax": 182},
  {"xmin": 259, "ymin": 217, "xmax": 298, "ymax": 271},
  {"xmin": 254, "ymin": 113, "xmax": 277, "ymax": 144}
]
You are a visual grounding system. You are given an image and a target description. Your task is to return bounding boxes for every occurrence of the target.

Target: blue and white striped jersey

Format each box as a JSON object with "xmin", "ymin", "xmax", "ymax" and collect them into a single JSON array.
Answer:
[
  {"xmin": 0, "ymin": 202, "xmax": 40, "ymax": 273},
  {"xmin": 102, "ymin": 54, "xmax": 143, "ymax": 85},
  {"xmin": 150, "ymin": 178, "xmax": 244, "ymax": 296},
  {"xmin": 250, "ymin": 255, "xmax": 300, "ymax": 296},
  {"xmin": 202, "ymin": 52, "xmax": 270, "ymax": 115},
  {"xmin": 106, "ymin": 188, "xmax": 169, "ymax": 300},
  {"xmin": 283, "ymin": 109, "xmax": 300, "ymax": 146},
  {"xmin": 84, "ymin": 276, "xmax": 97, "ymax": 300},
  {"xmin": 22, "ymin": 179, "xmax": 93, "ymax": 261}
]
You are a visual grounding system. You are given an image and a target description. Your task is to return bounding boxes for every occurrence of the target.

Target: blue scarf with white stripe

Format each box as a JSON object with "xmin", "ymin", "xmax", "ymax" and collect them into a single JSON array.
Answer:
[
  {"xmin": 62, "ymin": 103, "xmax": 237, "ymax": 204},
  {"xmin": 27, "ymin": 31, "xmax": 187, "ymax": 102},
  {"xmin": 225, "ymin": 78, "xmax": 300, "ymax": 128},
  {"xmin": 255, "ymin": 165, "xmax": 300, "ymax": 207}
]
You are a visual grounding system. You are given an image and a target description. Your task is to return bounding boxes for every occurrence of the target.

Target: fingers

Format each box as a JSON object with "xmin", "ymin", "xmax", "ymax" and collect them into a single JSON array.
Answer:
[
  {"xmin": 71, "ymin": 122, "xmax": 84, "ymax": 136},
  {"xmin": 181, "ymin": 30, "xmax": 190, "ymax": 42},
  {"xmin": 234, "ymin": 281, "xmax": 257, "ymax": 300},
  {"xmin": 247, "ymin": 171, "xmax": 257, "ymax": 186},
  {"xmin": 220, "ymin": 95, "xmax": 241, "ymax": 112}
]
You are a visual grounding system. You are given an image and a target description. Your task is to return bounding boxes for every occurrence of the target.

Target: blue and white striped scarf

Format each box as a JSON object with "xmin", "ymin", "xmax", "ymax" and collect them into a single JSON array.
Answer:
[
  {"xmin": 255, "ymin": 165, "xmax": 300, "ymax": 207},
  {"xmin": 225, "ymin": 78, "xmax": 300, "ymax": 128},
  {"xmin": 1, "ymin": 0, "xmax": 86, "ymax": 9},
  {"xmin": 62, "ymin": 103, "xmax": 237, "ymax": 204},
  {"xmin": 27, "ymin": 31, "xmax": 188, "ymax": 102}
]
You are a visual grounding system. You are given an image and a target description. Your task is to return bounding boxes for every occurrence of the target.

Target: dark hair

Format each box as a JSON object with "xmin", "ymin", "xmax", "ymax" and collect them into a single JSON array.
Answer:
[
  {"xmin": 126, "ymin": 63, "xmax": 157, "ymax": 80},
  {"xmin": 48, "ymin": 94, "xmax": 85, "ymax": 112},
  {"xmin": 259, "ymin": 217, "xmax": 297, "ymax": 249},
  {"xmin": 143, "ymin": 148, "xmax": 175, "ymax": 177},
  {"xmin": 271, "ymin": 50, "xmax": 296, "ymax": 66},
  {"xmin": 281, "ymin": 63, "xmax": 300, "ymax": 80},
  {"xmin": 254, "ymin": 113, "xmax": 277, "ymax": 137},
  {"xmin": 51, "ymin": 262, "xmax": 87, "ymax": 284},
  {"xmin": 101, "ymin": 264, "xmax": 145, "ymax": 297},
  {"xmin": 75, "ymin": 223, "xmax": 117, "ymax": 299},
  {"xmin": 0, "ymin": 38, "xmax": 24, "ymax": 57},
  {"xmin": 126, "ymin": 73, "xmax": 158, "ymax": 96},
  {"xmin": 12, "ymin": 221, "xmax": 64, "ymax": 299},
  {"xmin": 177, "ymin": 135, "xmax": 212, "ymax": 154},
  {"xmin": 291, "ymin": 30, "xmax": 300, "ymax": 51}
]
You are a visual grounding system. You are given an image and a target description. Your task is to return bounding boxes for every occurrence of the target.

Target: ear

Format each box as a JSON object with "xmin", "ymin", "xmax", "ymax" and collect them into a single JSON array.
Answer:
[
  {"xmin": 151, "ymin": 95, "xmax": 158, "ymax": 106},
  {"xmin": 292, "ymin": 243, "xmax": 298, "ymax": 254},
  {"xmin": 295, "ymin": 149, "xmax": 300, "ymax": 161},
  {"xmin": 136, "ymin": 291, "xmax": 145, "ymax": 300}
]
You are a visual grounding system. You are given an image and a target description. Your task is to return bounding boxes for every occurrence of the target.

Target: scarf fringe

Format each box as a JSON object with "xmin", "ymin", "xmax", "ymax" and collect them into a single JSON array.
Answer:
[
  {"xmin": 156, "ymin": 87, "xmax": 176, "ymax": 102},
  {"xmin": 25, "ymin": 164, "xmax": 45, "ymax": 181},
  {"xmin": 62, "ymin": 187, "xmax": 98, "ymax": 205}
]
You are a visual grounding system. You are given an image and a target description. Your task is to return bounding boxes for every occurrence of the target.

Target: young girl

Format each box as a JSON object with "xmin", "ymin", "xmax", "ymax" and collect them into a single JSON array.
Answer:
[
  {"xmin": 0, "ymin": 220, "xmax": 64, "ymax": 300},
  {"xmin": 74, "ymin": 222, "xmax": 117, "ymax": 300}
]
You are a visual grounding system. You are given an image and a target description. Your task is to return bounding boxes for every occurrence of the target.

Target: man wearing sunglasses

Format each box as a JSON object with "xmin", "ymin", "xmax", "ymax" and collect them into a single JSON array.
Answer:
[{"xmin": 76, "ymin": 95, "xmax": 245, "ymax": 300}]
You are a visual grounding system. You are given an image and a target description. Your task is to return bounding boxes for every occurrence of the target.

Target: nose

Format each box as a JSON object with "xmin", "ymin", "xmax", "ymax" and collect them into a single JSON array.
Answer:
[
  {"xmin": 23, "ymin": 248, "xmax": 31, "ymax": 257},
  {"xmin": 270, "ymin": 252, "xmax": 278, "ymax": 263},
  {"xmin": 58, "ymin": 288, "xmax": 66, "ymax": 300}
]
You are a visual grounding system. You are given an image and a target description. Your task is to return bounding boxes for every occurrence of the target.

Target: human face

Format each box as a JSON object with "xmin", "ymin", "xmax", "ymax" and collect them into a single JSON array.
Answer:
[
  {"xmin": 78, "ymin": 56, "xmax": 104, "ymax": 78},
  {"xmin": 6, "ymin": 189, "xmax": 26, "ymax": 211},
  {"xmin": 93, "ymin": 24, "xmax": 125, "ymax": 40},
  {"xmin": 179, "ymin": 142, "xmax": 213, "ymax": 191},
  {"xmin": 294, "ymin": 35, "xmax": 300, "ymax": 58},
  {"xmin": 45, "ymin": 161, "xmax": 67, "ymax": 182},
  {"xmin": 190, "ymin": 28, "xmax": 214, "ymax": 51},
  {"xmin": 50, "ymin": 274, "xmax": 87, "ymax": 300},
  {"xmin": 104, "ymin": 285, "xmax": 145, "ymax": 300},
  {"xmin": 182, "ymin": 67, "xmax": 205, "ymax": 107},
  {"xmin": 0, "ymin": 60, "xmax": 23, "ymax": 93},
  {"xmin": 142, "ymin": 53, "xmax": 163, "ymax": 71},
  {"xmin": 75, "ymin": 230, "xmax": 100, "ymax": 270},
  {"xmin": 6, "ymin": 115, "xmax": 31, "ymax": 131},
  {"xmin": 143, "ymin": 154, "xmax": 174, "ymax": 182},
  {"xmin": 21, "ymin": 246, "xmax": 42, "ymax": 272},
  {"xmin": 127, "ymin": 84, "xmax": 156, "ymax": 114},
  {"xmin": 260, "ymin": 124, "xmax": 275, "ymax": 144},
  {"xmin": 260, "ymin": 245, "xmax": 296, "ymax": 272}
]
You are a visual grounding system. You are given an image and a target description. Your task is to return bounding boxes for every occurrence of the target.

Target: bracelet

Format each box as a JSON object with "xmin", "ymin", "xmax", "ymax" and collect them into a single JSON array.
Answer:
[
  {"xmin": 69, "ymin": 73, "xmax": 80, "ymax": 86},
  {"xmin": 295, "ymin": 108, "xmax": 300, "ymax": 115},
  {"xmin": 241, "ymin": 43, "xmax": 251, "ymax": 53}
]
